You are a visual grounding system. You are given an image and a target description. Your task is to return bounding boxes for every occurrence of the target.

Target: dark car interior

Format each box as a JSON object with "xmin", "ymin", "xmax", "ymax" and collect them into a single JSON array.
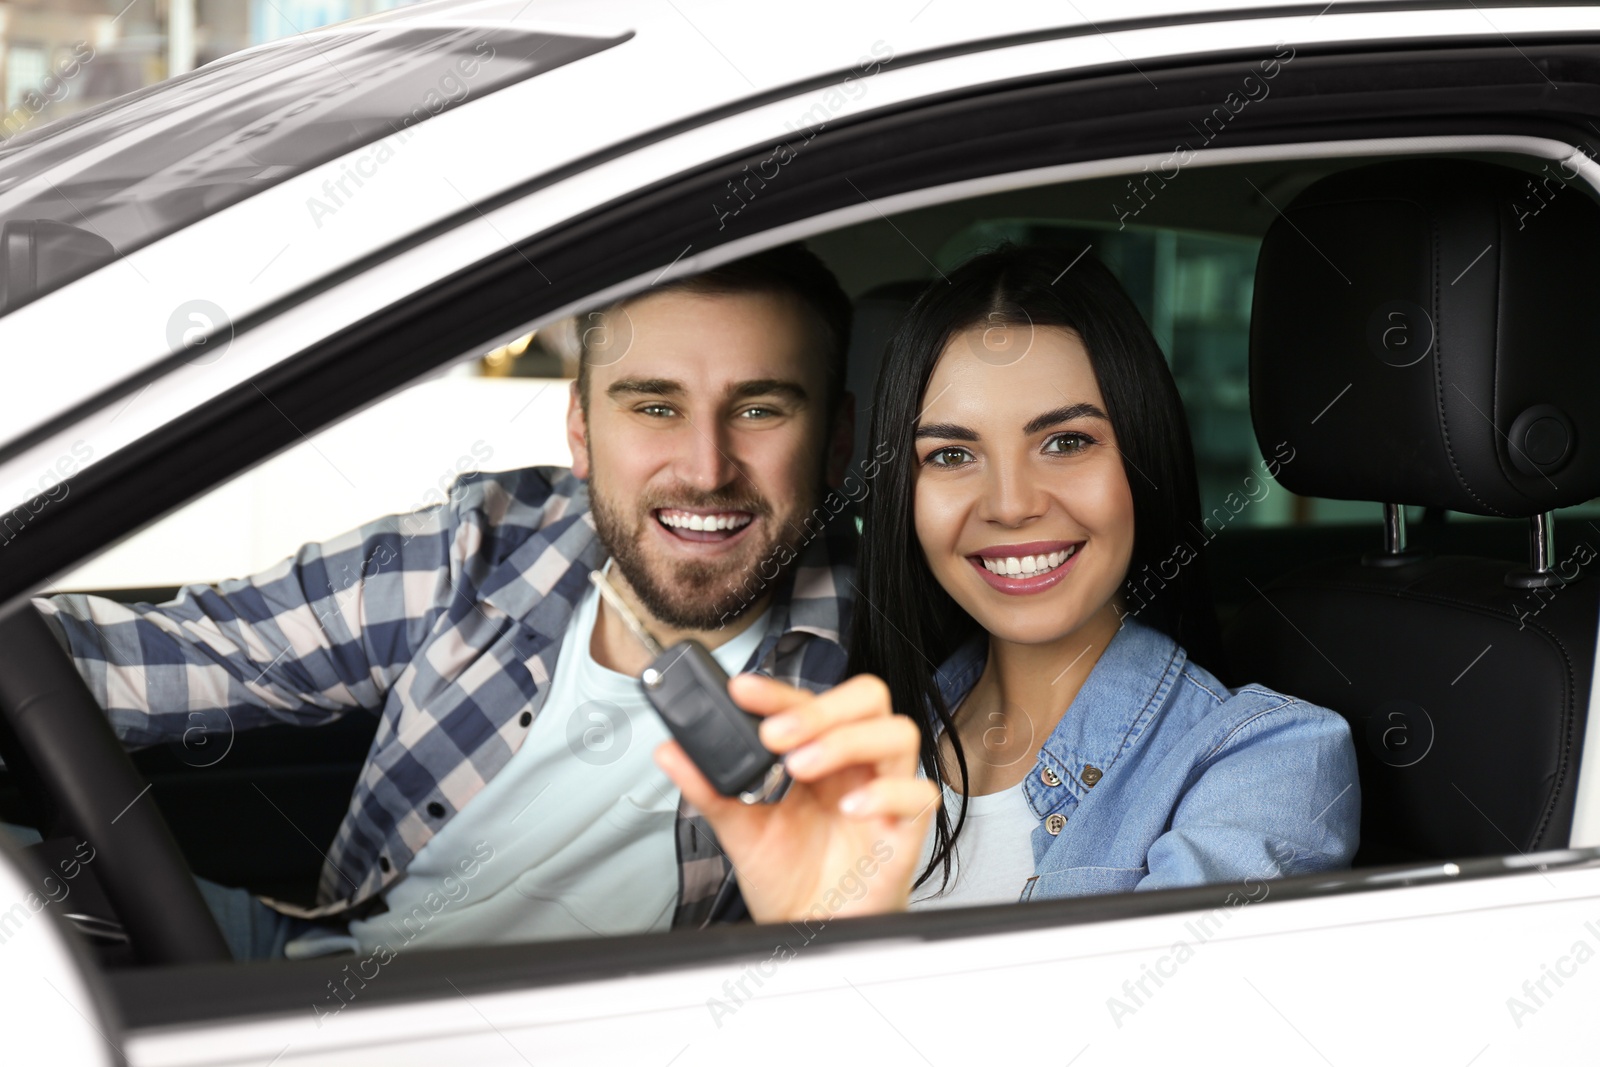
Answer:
[{"xmin": 2, "ymin": 148, "xmax": 1598, "ymax": 972}]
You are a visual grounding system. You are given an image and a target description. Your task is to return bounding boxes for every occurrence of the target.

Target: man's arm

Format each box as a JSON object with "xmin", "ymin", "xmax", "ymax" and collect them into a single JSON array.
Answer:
[{"xmin": 30, "ymin": 485, "xmax": 482, "ymax": 747}]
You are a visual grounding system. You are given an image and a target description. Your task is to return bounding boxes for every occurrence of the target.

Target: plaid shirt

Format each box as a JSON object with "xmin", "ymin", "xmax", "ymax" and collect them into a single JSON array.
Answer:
[{"xmin": 33, "ymin": 466, "xmax": 858, "ymax": 929}]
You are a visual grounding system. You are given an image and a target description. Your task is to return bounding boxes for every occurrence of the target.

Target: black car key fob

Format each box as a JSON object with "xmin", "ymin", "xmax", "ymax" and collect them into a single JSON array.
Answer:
[
  {"xmin": 589, "ymin": 566, "xmax": 789, "ymax": 805},
  {"xmin": 642, "ymin": 641, "xmax": 790, "ymax": 804}
]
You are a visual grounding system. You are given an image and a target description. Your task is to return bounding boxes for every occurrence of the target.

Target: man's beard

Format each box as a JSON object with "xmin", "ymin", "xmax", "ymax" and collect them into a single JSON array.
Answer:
[{"xmin": 588, "ymin": 469, "xmax": 820, "ymax": 632}]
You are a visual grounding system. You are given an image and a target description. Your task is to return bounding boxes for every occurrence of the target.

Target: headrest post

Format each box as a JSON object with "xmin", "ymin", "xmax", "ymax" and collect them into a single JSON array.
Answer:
[
  {"xmin": 1362, "ymin": 503, "xmax": 1425, "ymax": 568},
  {"xmin": 1506, "ymin": 512, "xmax": 1561, "ymax": 589},
  {"xmin": 1532, "ymin": 510, "xmax": 1554, "ymax": 573},
  {"xmin": 1383, "ymin": 502, "xmax": 1407, "ymax": 556}
]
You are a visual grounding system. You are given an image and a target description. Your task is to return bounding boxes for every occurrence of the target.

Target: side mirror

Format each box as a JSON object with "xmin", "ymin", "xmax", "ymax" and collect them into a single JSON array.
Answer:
[
  {"xmin": 0, "ymin": 829, "xmax": 123, "ymax": 1065},
  {"xmin": 0, "ymin": 219, "xmax": 117, "ymax": 314}
]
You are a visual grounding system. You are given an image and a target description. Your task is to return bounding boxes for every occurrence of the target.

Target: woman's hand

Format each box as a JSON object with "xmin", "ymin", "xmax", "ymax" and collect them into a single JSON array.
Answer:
[{"xmin": 653, "ymin": 672, "xmax": 940, "ymax": 925}]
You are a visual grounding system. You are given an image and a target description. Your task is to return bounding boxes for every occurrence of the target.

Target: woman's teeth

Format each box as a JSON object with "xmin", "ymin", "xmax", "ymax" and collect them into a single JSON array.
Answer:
[
  {"xmin": 979, "ymin": 546, "xmax": 1076, "ymax": 577},
  {"xmin": 657, "ymin": 509, "xmax": 753, "ymax": 532}
]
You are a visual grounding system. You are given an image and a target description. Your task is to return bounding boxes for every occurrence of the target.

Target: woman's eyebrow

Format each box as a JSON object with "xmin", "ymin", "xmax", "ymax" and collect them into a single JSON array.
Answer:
[
  {"xmin": 1022, "ymin": 402, "xmax": 1109, "ymax": 435},
  {"xmin": 913, "ymin": 421, "xmax": 978, "ymax": 442},
  {"xmin": 914, "ymin": 403, "xmax": 1109, "ymax": 442}
]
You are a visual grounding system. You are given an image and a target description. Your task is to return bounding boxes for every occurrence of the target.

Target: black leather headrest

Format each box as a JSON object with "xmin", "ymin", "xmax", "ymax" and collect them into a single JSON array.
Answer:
[
  {"xmin": 845, "ymin": 280, "xmax": 922, "ymax": 475},
  {"xmin": 1250, "ymin": 159, "xmax": 1600, "ymax": 517}
]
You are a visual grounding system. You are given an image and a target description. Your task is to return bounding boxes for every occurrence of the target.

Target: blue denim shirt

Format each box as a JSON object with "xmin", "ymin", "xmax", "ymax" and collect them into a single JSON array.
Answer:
[{"xmin": 932, "ymin": 615, "xmax": 1360, "ymax": 899}]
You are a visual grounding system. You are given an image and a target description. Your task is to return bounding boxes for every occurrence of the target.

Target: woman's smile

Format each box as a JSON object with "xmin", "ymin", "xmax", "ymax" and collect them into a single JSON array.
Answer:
[{"xmin": 966, "ymin": 539, "xmax": 1084, "ymax": 595}]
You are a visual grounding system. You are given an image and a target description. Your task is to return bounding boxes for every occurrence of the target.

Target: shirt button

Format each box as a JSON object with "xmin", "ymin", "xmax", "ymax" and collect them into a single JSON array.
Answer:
[
  {"xmin": 1040, "ymin": 766, "xmax": 1062, "ymax": 787},
  {"xmin": 378, "ymin": 855, "xmax": 392, "ymax": 873},
  {"xmin": 1082, "ymin": 764, "xmax": 1103, "ymax": 787},
  {"xmin": 426, "ymin": 801, "xmax": 446, "ymax": 819},
  {"xmin": 519, "ymin": 711, "xmax": 533, "ymax": 727},
  {"xmin": 1045, "ymin": 812, "xmax": 1067, "ymax": 835}
]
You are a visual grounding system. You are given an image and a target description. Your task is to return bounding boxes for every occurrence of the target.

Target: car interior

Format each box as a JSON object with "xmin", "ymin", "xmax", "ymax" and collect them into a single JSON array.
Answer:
[{"xmin": 3, "ymin": 147, "xmax": 1598, "ymax": 974}]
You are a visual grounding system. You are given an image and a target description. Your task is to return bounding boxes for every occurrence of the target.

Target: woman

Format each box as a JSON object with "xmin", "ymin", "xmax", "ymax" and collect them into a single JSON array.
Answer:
[{"xmin": 656, "ymin": 242, "xmax": 1359, "ymax": 922}]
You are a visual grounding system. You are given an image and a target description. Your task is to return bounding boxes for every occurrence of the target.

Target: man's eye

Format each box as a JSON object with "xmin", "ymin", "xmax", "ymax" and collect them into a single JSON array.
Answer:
[
  {"xmin": 1044, "ymin": 432, "xmax": 1094, "ymax": 455},
  {"xmin": 925, "ymin": 446, "xmax": 973, "ymax": 468},
  {"xmin": 738, "ymin": 406, "xmax": 779, "ymax": 420},
  {"xmin": 638, "ymin": 404, "xmax": 676, "ymax": 418}
]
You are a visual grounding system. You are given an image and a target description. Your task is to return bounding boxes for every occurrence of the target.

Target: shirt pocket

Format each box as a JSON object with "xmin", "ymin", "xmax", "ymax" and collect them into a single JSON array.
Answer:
[
  {"xmin": 603, "ymin": 780, "xmax": 681, "ymax": 834},
  {"xmin": 1025, "ymin": 864, "xmax": 1148, "ymax": 900}
]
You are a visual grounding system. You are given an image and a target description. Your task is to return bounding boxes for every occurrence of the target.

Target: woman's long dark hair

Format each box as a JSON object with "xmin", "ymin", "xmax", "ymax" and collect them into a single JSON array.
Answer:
[{"xmin": 845, "ymin": 241, "xmax": 1223, "ymax": 892}]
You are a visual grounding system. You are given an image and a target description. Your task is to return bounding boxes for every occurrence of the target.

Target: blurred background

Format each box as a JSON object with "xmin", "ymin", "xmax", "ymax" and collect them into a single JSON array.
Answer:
[{"xmin": 0, "ymin": 0, "xmax": 428, "ymax": 138}]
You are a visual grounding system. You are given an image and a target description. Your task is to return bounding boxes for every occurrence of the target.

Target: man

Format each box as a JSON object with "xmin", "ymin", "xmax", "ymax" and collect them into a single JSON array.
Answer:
[{"xmin": 32, "ymin": 244, "xmax": 863, "ymax": 960}]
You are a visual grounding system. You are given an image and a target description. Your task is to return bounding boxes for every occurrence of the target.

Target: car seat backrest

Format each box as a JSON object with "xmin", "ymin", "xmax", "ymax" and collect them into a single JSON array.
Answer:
[{"xmin": 1228, "ymin": 158, "xmax": 1600, "ymax": 864}]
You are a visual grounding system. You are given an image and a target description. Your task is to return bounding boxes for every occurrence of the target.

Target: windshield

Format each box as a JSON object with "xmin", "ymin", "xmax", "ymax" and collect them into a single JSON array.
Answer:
[{"xmin": 0, "ymin": 24, "xmax": 626, "ymax": 316}]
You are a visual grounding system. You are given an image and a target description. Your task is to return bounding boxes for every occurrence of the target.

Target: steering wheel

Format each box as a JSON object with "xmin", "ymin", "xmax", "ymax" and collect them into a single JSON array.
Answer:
[{"xmin": 0, "ymin": 602, "xmax": 231, "ymax": 965}]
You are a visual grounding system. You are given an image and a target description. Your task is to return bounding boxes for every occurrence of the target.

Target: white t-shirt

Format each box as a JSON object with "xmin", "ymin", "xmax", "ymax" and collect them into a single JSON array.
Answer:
[
  {"xmin": 330, "ymin": 580, "xmax": 770, "ymax": 952},
  {"xmin": 907, "ymin": 778, "xmax": 1039, "ymax": 911}
]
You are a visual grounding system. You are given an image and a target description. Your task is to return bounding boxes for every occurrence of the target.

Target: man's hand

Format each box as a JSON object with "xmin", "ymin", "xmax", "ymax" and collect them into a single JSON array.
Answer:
[{"xmin": 653, "ymin": 673, "xmax": 940, "ymax": 924}]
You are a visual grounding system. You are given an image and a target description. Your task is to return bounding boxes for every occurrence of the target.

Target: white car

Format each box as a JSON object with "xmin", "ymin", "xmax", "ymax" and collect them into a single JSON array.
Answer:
[{"xmin": 2, "ymin": 1, "xmax": 1600, "ymax": 1063}]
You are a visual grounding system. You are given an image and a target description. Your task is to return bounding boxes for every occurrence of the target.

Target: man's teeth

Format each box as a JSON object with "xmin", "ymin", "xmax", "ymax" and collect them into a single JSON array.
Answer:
[
  {"xmin": 657, "ymin": 510, "xmax": 753, "ymax": 532},
  {"xmin": 980, "ymin": 546, "xmax": 1076, "ymax": 576}
]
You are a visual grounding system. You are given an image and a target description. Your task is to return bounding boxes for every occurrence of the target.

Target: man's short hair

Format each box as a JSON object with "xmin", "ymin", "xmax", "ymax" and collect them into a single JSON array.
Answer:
[{"xmin": 576, "ymin": 243, "xmax": 852, "ymax": 416}]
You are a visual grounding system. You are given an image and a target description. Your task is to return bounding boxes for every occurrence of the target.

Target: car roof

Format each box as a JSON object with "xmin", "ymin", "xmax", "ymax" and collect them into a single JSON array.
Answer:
[{"xmin": 341, "ymin": 0, "xmax": 1321, "ymax": 85}]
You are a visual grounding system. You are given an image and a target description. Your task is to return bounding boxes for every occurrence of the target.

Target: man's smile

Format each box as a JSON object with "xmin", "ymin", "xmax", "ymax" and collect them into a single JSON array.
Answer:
[{"xmin": 652, "ymin": 507, "xmax": 758, "ymax": 546}]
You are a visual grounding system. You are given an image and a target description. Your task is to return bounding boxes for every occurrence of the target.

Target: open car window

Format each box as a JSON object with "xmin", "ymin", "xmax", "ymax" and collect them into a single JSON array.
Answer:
[{"xmin": 11, "ymin": 150, "xmax": 1586, "ymax": 957}]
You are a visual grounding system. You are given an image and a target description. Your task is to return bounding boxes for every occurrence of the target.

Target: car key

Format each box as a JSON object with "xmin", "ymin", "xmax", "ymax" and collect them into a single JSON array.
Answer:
[{"xmin": 589, "ymin": 567, "xmax": 790, "ymax": 804}]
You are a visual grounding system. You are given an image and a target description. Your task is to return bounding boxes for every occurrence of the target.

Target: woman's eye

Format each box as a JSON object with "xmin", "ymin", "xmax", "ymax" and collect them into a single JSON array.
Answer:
[
  {"xmin": 1044, "ymin": 432, "xmax": 1094, "ymax": 455},
  {"xmin": 925, "ymin": 446, "xmax": 973, "ymax": 467}
]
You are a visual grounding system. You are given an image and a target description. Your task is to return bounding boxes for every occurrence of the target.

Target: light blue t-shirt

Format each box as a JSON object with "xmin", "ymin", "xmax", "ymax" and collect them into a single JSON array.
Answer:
[{"xmin": 335, "ymin": 579, "xmax": 770, "ymax": 951}]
